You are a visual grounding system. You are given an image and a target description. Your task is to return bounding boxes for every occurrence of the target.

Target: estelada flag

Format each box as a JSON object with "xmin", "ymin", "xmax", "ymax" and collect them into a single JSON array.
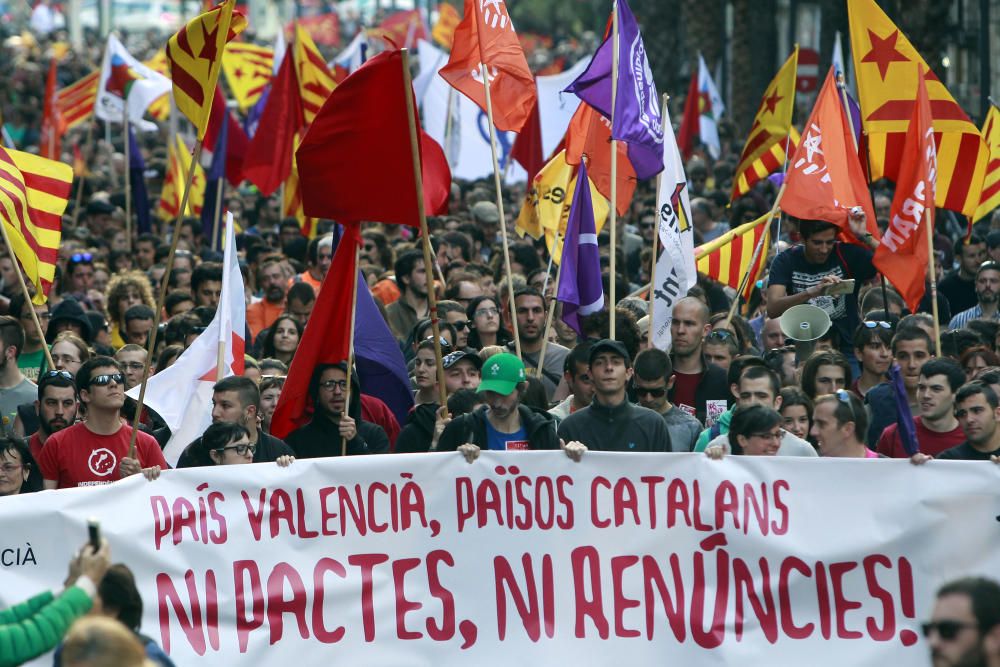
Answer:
[
  {"xmin": 0, "ymin": 148, "xmax": 72, "ymax": 303},
  {"xmin": 696, "ymin": 212, "xmax": 771, "ymax": 300},
  {"xmin": 731, "ymin": 48, "xmax": 798, "ymax": 201},
  {"xmin": 439, "ymin": 0, "xmax": 536, "ymax": 133},
  {"xmin": 781, "ymin": 68, "xmax": 877, "ymax": 239},
  {"xmin": 565, "ymin": 102, "xmax": 635, "ymax": 217},
  {"xmin": 221, "ymin": 43, "xmax": 273, "ymax": 111},
  {"xmin": 294, "ymin": 23, "xmax": 337, "ymax": 126},
  {"xmin": 296, "ymin": 49, "xmax": 450, "ymax": 225},
  {"xmin": 167, "ymin": 0, "xmax": 247, "ymax": 140},
  {"xmin": 432, "ymin": 2, "xmax": 461, "ymax": 49},
  {"xmin": 849, "ymin": 0, "xmax": 988, "ymax": 216},
  {"xmin": 873, "ymin": 68, "xmax": 936, "ymax": 313},
  {"xmin": 973, "ymin": 105, "xmax": 1000, "ymax": 224}
]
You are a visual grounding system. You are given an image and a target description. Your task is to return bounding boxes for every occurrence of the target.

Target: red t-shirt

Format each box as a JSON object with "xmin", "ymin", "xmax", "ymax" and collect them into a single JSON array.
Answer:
[
  {"xmin": 671, "ymin": 371, "xmax": 703, "ymax": 418},
  {"xmin": 37, "ymin": 421, "xmax": 168, "ymax": 489},
  {"xmin": 28, "ymin": 432, "xmax": 44, "ymax": 463},
  {"xmin": 876, "ymin": 417, "xmax": 966, "ymax": 458}
]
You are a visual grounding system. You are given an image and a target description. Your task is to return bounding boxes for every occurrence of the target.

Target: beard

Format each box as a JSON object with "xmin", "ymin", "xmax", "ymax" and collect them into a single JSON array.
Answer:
[
  {"xmin": 267, "ymin": 286, "xmax": 285, "ymax": 303},
  {"xmin": 41, "ymin": 416, "xmax": 68, "ymax": 435}
]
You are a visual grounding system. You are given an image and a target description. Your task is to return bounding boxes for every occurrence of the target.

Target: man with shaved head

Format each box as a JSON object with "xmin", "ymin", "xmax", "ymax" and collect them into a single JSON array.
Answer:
[{"xmin": 668, "ymin": 296, "xmax": 730, "ymax": 426}]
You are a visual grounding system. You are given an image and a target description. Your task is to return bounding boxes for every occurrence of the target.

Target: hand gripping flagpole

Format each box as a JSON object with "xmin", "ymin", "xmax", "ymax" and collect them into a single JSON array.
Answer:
[
  {"xmin": 402, "ymin": 49, "xmax": 448, "ymax": 408},
  {"xmin": 480, "ymin": 62, "xmax": 522, "ymax": 358},
  {"xmin": 128, "ymin": 140, "xmax": 204, "ymax": 458},
  {"xmin": 341, "ymin": 234, "xmax": 362, "ymax": 457},
  {"xmin": 609, "ymin": 0, "xmax": 619, "ymax": 338}
]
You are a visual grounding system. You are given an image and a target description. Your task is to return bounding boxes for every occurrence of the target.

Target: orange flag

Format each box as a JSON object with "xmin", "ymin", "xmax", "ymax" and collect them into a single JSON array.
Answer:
[
  {"xmin": 873, "ymin": 69, "xmax": 935, "ymax": 313},
  {"xmin": 781, "ymin": 68, "xmax": 877, "ymax": 239},
  {"xmin": 564, "ymin": 103, "xmax": 635, "ymax": 217},
  {"xmin": 439, "ymin": 0, "xmax": 536, "ymax": 132}
]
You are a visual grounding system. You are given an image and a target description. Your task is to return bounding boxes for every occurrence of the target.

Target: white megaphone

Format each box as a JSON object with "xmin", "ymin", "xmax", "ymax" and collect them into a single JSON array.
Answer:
[{"xmin": 779, "ymin": 304, "xmax": 832, "ymax": 362}]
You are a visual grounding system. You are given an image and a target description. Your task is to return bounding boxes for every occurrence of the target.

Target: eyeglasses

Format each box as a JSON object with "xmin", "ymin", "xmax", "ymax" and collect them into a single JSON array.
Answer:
[
  {"xmin": 863, "ymin": 321, "xmax": 891, "ymax": 330},
  {"xmin": 42, "ymin": 370, "xmax": 73, "ymax": 381},
  {"xmin": 635, "ymin": 386, "xmax": 666, "ymax": 398},
  {"xmin": 89, "ymin": 373, "xmax": 125, "ymax": 387},
  {"xmin": 70, "ymin": 253, "xmax": 93, "ymax": 263},
  {"xmin": 215, "ymin": 443, "xmax": 256, "ymax": 457},
  {"xmin": 0, "ymin": 463, "xmax": 24, "ymax": 475},
  {"xmin": 119, "ymin": 362, "xmax": 145, "ymax": 371},
  {"xmin": 921, "ymin": 620, "xmax": 979, "ymax": 641},
  {"xmin": 475, "ymin": 307, "xmax": 499, "ymax": 317},
  {"xmin": 750, "ymin": 431, "xmax": 783, "ymax": 442},
  {"xmin": 318, "ymin": 379, "xmax": 348, "ymax": 392}
]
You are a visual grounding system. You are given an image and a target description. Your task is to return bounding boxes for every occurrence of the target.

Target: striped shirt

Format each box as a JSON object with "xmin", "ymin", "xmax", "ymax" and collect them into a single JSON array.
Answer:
[{"xmin": 948, "ymin": 304, "xmax": 1000, "ymax": 330}]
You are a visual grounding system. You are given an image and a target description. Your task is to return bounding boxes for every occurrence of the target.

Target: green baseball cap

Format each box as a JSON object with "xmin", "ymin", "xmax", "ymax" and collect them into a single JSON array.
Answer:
[{"xmin": 477, "ymin": 353, "xmax": 526, "ymax": 396}]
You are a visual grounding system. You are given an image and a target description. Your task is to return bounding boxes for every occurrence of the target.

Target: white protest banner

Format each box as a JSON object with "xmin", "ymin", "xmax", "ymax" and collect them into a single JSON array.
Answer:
[{"xmin": 2, "ymin": 453, "xmax": 998, "ymax": 666}]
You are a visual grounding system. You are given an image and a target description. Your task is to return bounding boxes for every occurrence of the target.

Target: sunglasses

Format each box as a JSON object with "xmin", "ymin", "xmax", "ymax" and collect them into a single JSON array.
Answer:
[
  {"xmin": 863, "ymin": 321, "xmax": 891, "ymax": 330},
  {"xmin": 635, "ymin": 386, "xmax": 666, "ymax": 398},
  {"xmin": 215, "ymin": 443, "xmax": 256, "ymax": 457},
  {"xmin": 706, "ymin": 330, "xmax": 736, "ymax": 342},
  {"xmin": 921, "ymin": 620, "xmax": 978, "ymax": 641},
  {"xmin": 89, "ymin": 373, "xmax": 125, "ymax": 387},
  {"xmin": 70, "ymin": 252, "xmax": 93, "ymax": 263},
  {"xmin": 451, "ymin": 320, "xmax": 469, "ymax": 331},
  {"xmin": 42, "ymin": 370, "xmax": 74, "ymax": 380}
]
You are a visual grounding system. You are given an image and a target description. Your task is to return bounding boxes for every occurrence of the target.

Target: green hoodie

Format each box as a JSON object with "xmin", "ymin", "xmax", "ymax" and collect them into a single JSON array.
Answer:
[
  {"xmin": 693, "ymin": 407, "xmax": 734, "ymax": 452},
  {"xmin": 0, "ymin": 586, "xmax": 92, "ymax": 667}
]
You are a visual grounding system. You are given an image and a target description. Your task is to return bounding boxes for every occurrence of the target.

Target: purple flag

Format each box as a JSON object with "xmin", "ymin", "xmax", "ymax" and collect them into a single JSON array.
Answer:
[
  {"xmin": 563, "ymin": 0, "xmax": 664, "ymax": 179},
  {"xmin": 201, "ymin": 109, "xmax": 229, "ymax": 246},
  {"xmin": 888, "ymin": 363, "xmax": 919, "ymax": 456},
  {"xmin": 558, "ymin": 161, "xmax": 605, "ymax": 335},
  {"xmin": 127, "ymin": 125, "xmax": 151, "ymax": 234}
]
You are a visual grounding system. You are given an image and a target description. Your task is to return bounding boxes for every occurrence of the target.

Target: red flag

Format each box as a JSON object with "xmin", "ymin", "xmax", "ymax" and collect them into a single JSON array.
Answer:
[
  {"xmin": 296, "ymin": 49, "xmax": 450, "ymax": 225},
  {"xmin": 510, "ymin": 93, "xmax": 543, "ymax": 183},
  {"xmin": 270, "ymin": 222, "xmax": 360, "ymax": 439},
  {"xmin": 874, "ymin": 68, "xmax": 936, "ymax": 313},
  {"xmin": 39, "ymin": 59, "xmax": 62, "ymax": 160},
  {"xmin": 676, "ymin": 67, "xmax": 699, "ymax": 160},
  {"xmin": 781, "ymin": 68, "xmax": 877, "ymax": 240},
  {"xmin": 439, "ymin": 0, "xmax": 536, "ymax": 132},
  {"xmin": 565, "ymin": 103, "xmax": 635, "ymax": 217},
  {"xmin": 224, "ymin": 112, "xmax": 248, "ymax": 187},
  {"xmin": 242, "ymin": 46, "xmax": 304, "ymax": 196}
]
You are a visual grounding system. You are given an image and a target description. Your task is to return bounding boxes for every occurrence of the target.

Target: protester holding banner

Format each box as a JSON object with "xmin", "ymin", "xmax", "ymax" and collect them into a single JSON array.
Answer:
[
  {"xmin": 876, "ymin": 359, "xmax": 966, "ymax": 458},
  {"xmin": 812, "ymin": 390, "xmax": 880, "ymax": 458},
  {"xmin": 666, "ymin": 297, "xmax": 729, "ymax": 425}
]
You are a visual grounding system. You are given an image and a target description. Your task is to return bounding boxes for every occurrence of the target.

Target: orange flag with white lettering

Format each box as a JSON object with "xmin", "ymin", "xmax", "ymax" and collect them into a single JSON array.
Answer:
[
  {"xmin": 781, "ymin": 68, "xmax": 876, "ymax": 239},
  {"xmin": 439, "ymin": 0, "xmax": 536, "ymax": 132},
  {"xmin": 873, "ymin": 68, "xmax": 935, "ymax": 313}
]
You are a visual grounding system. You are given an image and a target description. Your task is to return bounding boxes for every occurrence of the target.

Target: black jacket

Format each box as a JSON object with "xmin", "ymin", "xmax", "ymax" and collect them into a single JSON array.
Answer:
[
  {"xmin": 395, "ymin": 403, "xmax": 438, "ymax": 454},
  {"xmin": 667, "ymin": 357, "xmax": 729, "ymax": 426},
  {"xmin": 437, "ymin": 405, "xmax": 559, "ymax": 452},
  {"xmin": 285, "ymin": 414, "xmax": 389, "ymax": 458},
  {"xmin": 176, "ymin": 428, "xmax": 295, "ymax": 468},
  {"xmin": 558, "ymin": 398, "xmax": 671, "ymax": 452}
]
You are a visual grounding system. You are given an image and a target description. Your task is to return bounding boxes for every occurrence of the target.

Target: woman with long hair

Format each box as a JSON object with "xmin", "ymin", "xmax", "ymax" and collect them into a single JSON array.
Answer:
[
  {"xmin": 258, "ymin": 315, "xmax": 303, "ymax": 367},
  {"xmin": 465, "ymin": 296, "xmax": 511, "ymax": 350},
  {"xmin": 104, "ymin": 271, "xmax": 155, "ymax": 349}
]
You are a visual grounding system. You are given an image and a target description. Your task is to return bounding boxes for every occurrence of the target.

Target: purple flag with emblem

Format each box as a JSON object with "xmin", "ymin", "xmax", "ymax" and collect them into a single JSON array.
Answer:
[
  {"xmin": 563, "ymin": 0, "xmax": 663, "ymax": 179},
  {"xmin": 558, "ymin": 161, "xmax": 605, "ymax": 335},
  {"xmin": 888, "ymin": 363, "xmax": 919, "ymax": 456}
]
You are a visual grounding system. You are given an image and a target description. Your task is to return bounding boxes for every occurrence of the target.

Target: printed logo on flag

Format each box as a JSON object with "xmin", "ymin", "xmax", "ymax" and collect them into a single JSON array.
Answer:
[
  {"xmin": 659, "ymin": 182, "xmax": 690, "ymax": 234},
  {"xmin": 629, "ymin": 34, "xmax": 662, "ymax": 144}
]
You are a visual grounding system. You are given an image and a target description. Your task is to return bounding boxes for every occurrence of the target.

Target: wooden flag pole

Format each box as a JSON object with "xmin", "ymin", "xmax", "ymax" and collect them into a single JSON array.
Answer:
[
  {"xmin": 479, "ymin": 62, "xmax": 522, "ymax": 358},
  {"xmin": 123, "ymin": 104, "xmax": 132, "ymax": 253},
  {"xmin": 128, "ymin": 140, "xmax": 204, "ymax": 458},
  {"xmin": 0, "ymin": 226, "xmax": 55, "ymax": 371},
  {"xmin": 648, "ymin": 93, "xmax": 669, "ymax": 326},
  {"xmin": 536, "ymin": 231, "xmax": 564, "ymax": 380},
  {"xmin": 724, "ymin": 184, "xmax": 786, "ymax": 326},
  {"xmin": 609, "ymin": 0, "xmax": 619, "ymax": 339},
  {"xmin": 402, "ymin": 49, "xmax": 448, "ymax": 407},
  {"xmin": 211, "ymin": 177, "xmax": 224, "ymax": 252},
  {"xmin": 925, "ymin": 207, "xmax": 943, "ymax": 356},
  {"xmin": 341, "ymin": 239, "xmax": 361, "ymax": 457}
]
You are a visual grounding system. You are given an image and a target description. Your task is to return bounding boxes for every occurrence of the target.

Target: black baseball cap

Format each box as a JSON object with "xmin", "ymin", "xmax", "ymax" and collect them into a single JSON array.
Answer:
[
  {"xmin": 588, "ymin": 339, "xmax": 631, "ymax": 367},
  {"xmin": 442, "ymin": 350, "xmax": 483, "ymax": 371}
]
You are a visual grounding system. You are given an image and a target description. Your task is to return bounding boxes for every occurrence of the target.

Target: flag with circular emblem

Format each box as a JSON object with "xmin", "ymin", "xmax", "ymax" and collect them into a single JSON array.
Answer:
[{"xmin": 167, "ymin": 0, "xmax": 247, "ymax": 140}]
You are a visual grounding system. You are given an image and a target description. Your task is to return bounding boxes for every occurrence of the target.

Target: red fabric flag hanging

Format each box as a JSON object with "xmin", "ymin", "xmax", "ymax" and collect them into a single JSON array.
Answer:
[
  {"xmin": 39, "ymin": 58, "xmax": 62, "ymax": 160},
  {"xmin": 270, "ymin": 222, "xmax": 360, "ymax": 439},
  {"xmin": 564, "ymin": 102, "xmax": 635, "ymax": 217},
  {"xmin": 874, "ymin": 68, "xmax": 936, "ymax": 313},
  {"xmin": 438, "ymin": 0, "xmax": 536, "ymax": 132},
  {"xmin": 781, "ymin": 68, "xmax": 877, "ymax": 240},
  {"xmin": 242, "ymin": 46, "xmax": 304, "ymax": 197},
  {"xmin": 676, "ymin": 67, "xmax": 700, "ymax": 161},
  {"xmin": 510, "ymin": 93, "xmax": 543, "ymax": 183},
  {"xmin": 296, "ymin": 49, "xmax": 450, "ymax": 225}
]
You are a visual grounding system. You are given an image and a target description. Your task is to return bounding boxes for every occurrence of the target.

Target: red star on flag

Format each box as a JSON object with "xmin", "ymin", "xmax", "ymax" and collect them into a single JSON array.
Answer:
[
  {"xmin": 761, "ymin": 91, "xmax": 783, "ymax": 115},
  {"xmin": 861, "ymin": 29, "xmax": 908, "ymax": 80}
]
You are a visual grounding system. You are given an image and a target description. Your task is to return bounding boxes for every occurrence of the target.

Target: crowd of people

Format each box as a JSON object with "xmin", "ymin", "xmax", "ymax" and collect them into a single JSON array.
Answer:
[{"xmin": 1, "ymin": 12, "xmax": 1000, "ymax": 667}]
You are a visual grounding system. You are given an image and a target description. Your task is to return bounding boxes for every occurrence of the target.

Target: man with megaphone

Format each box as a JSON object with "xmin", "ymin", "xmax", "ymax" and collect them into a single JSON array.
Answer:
[{"xmin": 767, "ymin": 211, "xmax": 878, "ymax": 372}]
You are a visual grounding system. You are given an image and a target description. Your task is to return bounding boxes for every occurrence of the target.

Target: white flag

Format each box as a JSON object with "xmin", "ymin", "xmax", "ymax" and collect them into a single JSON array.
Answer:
[
  {"xmin": 696, "ymin": 53, "xmax": 725, "ymax": 159},
  {"xmin": 127, "ymin": 213, "xmax": 246, "ymax": 465},
  {"xmin": 95, "ymin": 35, "xmax": 172, "ymax": 132},
  {"xmin": 651, "ymin": 107, "xmax": 697, "ymax": 352}
]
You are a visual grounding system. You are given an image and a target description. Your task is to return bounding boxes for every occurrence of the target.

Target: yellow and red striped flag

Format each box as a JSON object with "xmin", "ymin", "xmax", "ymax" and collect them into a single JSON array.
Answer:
[
  {"xmin": 283, "ymin": 132, "xmax": 317, "ymax": 238},
  {"xmin": 973, "ymin": 105, "xmax": 1000, "ymax": 223},
  {"xmin": 143, "ymin": 49, "xmax": 172, "ymax": 121},
  {"xmin": 731, "ymin": 48, "xmax": 798, "ymax": 201},
  {"xmin": 732, "ymin": 126, "xmax": 800, "ymax": 199},
  {"xmin": 157, "ymin": 135, "xmax": 205, "ymax": 220},
  {"xmin": 222, "ymin": 43, "xmax": 274, "ymax": 110},
  {"xmin": 0, "ymin": 148, "xmax": 72, "ymax": 303},
  {"xmin": 56, "ymin": 71, "xmax": 98, "ymax": 131},
  {"xmin": 695, "ymin": 212, "xmax": 771, "ymax": 299},
  {"xmin": 432, "ymin": 2, "xmax": 461, "ymax": 49},
  {"xmin": 849, "ymin": 0, "xmax": 988, "ymax": 216},
  {"xmin": 294, "ymin": 23, "xmax": 336, "ymax": 125},
  {"xmin": 167, "ymin": 0, "xmax": 247, "ymax": 140}
]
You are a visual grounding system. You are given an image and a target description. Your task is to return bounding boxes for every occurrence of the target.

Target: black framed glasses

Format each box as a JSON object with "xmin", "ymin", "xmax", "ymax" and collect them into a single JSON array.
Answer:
[
  {"xmin": 921, "ymin": 620, "xmax": 979, "ymax": 641},
  {"xmin": 635, "ymin": 386, "xmax": 666, "ymax": 398},
  {"xmin": 89, "ymin": 373, "xmax": 125, "ymax": 387},
  {"xmin": 318, "ymin": 379, "xmax": 348, "ymax": 392},
  {"xmin": 215, "ymin": 443, "xmax": 256, "ymax": 457}
]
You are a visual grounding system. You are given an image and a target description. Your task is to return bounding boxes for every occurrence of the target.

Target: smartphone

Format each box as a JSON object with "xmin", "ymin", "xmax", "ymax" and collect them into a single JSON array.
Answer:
[
  {"xmin": 826, "ymin": 279, "xmax": 855, "ymax": 296},
  {"xmin": 87, "ymin": 518, "xmax": 101, "ymax": 553}
]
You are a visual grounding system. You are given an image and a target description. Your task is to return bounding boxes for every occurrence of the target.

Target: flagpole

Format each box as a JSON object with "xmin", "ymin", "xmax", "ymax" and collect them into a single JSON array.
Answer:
[
  {"xmin": 341, "ymin": 239, "xmax": 361, "ymax": 457},
  {"xmin": 724, "ymin": 185, "xmax": 785, "ymax": 326},
  {"xmin": 128, "ymin": 140, "xmax": 205, "ymax": 458},
  {"xmin": 648, "ymin": 93, "xmax": 669, "ymax": 324},
  {"xmin": 0, "ymin": 225, "xmax": 55, "ymax": 371},
  {"xmin": 478, "ymin": 63, "xmax": 523, "ymax": 358},
  {"xmin": 402, "ymin": 49, "xmax": 448, "ymax": 407},
  {"xmin": 212, "ymin": 177, "xmax": 224, "ymax": 252},
  {"xmin": 536, "ymin": 231, "xmax": 563, "ymax": 380},
  {"xmin": 609, "ymin": 0, "xmax": 619, "ymax": 339},
  {"xmin": 123, "ymin": 104, "xmax": 132, "ymax": 253},
  {"xmin": 925, "ymin": 207, "xmax": 942, "ymax": 356}
]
